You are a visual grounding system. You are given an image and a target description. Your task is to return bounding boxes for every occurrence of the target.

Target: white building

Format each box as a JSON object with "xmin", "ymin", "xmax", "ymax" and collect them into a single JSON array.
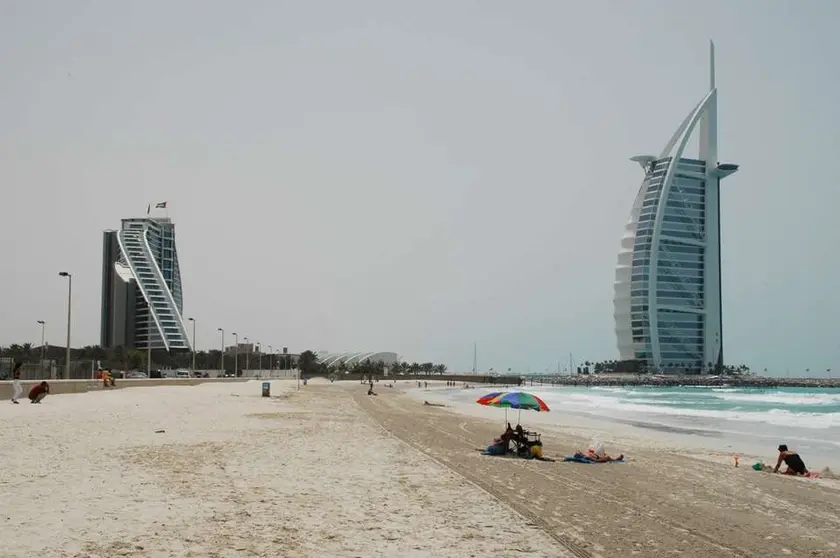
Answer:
[{"xmin": 613, "ymin": 42, "xmax": 739, "ymax": 374}]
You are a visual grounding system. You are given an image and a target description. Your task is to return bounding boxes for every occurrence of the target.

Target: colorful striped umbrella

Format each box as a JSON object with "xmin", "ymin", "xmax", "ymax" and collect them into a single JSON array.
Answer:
[
  {"xmin": 483, "ymin": 392, "xmax": 550, "ymax": 412},
  {"xmin": 475, "ymin": 391, "xmax": 505, "ymax": 405},
  {"xmin": 477, "ymin": 391, "xmax": 549, "ymax": 425}
]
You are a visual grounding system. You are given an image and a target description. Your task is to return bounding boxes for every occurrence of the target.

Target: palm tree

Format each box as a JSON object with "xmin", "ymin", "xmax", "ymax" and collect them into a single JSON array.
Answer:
[
  {"xmin": 298, "ymin": 350, "xmax": 318, "ymax": 377},
  {"xmin": 7, "ymin": 344, "xmax": 23, "ymax": 359}
]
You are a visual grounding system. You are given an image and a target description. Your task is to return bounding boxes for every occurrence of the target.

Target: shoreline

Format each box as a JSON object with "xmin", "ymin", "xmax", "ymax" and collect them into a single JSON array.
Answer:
[
  {"xmin": 3, "ymin": 379, "xmax": 839, "ymax": 557},
  {"xmin": 518, "ymin": 374, "xmax": 840, "ymax": 389},
  {"xmin": 405, "ymin": 381, "xmax": 840, "ymax": 472},
  {"xmin": 360, "ymin": 383, "xmax": 840, "ymax": 557}
]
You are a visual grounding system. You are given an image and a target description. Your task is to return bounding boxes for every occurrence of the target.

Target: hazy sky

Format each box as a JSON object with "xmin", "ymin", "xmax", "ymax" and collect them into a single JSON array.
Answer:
[{"xmin": 2, "ymin": 0, "xmax": 838, "ymax": 375}]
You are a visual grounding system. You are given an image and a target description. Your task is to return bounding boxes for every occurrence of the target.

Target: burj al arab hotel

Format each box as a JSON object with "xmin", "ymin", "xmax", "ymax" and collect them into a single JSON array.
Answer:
[{"xmin": 613, "ymin": 42, "xmax": 739, "ymax": 374}]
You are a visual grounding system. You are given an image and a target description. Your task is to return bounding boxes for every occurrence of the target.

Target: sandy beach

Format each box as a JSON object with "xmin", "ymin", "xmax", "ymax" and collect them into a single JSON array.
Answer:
[
  {"xmin": 1, "ymin": 380, "xmax": 839, "ymax": 557},
  {"xmin": 0, "ymin": 380, "xmax": 563, "ymax": 558}
]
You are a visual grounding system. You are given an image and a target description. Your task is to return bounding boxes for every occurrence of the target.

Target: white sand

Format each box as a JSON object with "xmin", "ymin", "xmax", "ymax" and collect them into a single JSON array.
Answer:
[{"xmin": 0, "ymin": 380, "xmax": 568, "ymax": 557}]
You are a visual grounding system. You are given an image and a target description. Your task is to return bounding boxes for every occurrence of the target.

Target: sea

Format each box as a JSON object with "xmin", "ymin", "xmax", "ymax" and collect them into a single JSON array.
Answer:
[{"xmin": 424, "ymin": 384, "xmax": 840, "ymax": 469}]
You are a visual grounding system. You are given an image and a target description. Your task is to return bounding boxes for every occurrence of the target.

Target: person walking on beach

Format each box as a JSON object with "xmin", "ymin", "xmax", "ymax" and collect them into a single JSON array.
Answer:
[
  {"xmin": 28, "ymin": 381, "xmax": 50, "ymax": 404},
  {"xmin": 10, "ymin": 362, "xmax": 23, "ymax": 404},
  {"xmin": 773, "ymin": 444, "xmax": 809, "ymax": 476}
]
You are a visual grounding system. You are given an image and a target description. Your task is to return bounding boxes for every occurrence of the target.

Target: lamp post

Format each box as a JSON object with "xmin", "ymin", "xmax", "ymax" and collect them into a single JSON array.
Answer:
[
  {"xmin": 217, "ymin": 328, "xmax": 224, "ymax": 373},
  {"xmin": 267, "ymin": 345, "xmax": 273, "ymax": 375},
  {"xmin": 232, "ymin": 333, "xmax": 239, "ymax": 377},
  {"xmin": 58, "ymin": 272, "xmax": 72, "ymax": 379},
  {"xmin": 244, "ymin": 337, "xmax": 250, "ymax": 372},
  {"xmin": 36, "ymin": 320, "xmax": 46, "ymax": 378},
  {"xmin": 256, "ymin": 342, "xmax": 262, "ymax": 375},
  {"xmin": 188, "ymin": 317, "xmax": 196, "ymax": 370}
]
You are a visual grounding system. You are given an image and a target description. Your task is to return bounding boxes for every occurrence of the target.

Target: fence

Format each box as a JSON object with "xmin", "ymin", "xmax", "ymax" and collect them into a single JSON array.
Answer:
[{"xmin": 0, "ymin": 358, "xmax": 98, "ymax": 381}]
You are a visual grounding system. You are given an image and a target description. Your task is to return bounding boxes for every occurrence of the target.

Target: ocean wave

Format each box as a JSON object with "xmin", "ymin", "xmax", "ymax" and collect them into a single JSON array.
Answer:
[
  {"xmin": 712, "ymin": 393, "xmax": 840, "ymax": 406},
  {"xmin": 533, "ymin": 391, "xmax": 840, "ymax": 429}
]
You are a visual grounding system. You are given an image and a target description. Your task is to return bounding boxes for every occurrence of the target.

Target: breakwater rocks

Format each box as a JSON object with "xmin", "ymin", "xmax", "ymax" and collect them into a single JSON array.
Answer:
[{"xmin": 523, "ymin": 375, "xmax": 840, "ymax": 389}]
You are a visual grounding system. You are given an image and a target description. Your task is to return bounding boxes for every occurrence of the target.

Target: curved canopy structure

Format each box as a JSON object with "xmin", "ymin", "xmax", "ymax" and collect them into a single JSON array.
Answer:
[{"xmin": 315, "ymin": 351, "xmax": 399, "ymax": 367}]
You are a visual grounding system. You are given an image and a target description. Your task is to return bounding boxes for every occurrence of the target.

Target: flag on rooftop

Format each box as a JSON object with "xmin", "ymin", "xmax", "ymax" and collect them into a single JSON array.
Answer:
[{"xmin": 155, "ymin": 201, "xmax": 167, "ymax": 209}]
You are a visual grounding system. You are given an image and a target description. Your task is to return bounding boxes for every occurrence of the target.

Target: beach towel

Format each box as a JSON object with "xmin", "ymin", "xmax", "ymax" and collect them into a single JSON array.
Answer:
[
  {"xmin": 482, "ymin": 444, "xmax": 506, "ymax": 456},
  {"xmin": 563, "ymin": 456, "xmax": 625, "ymax": 464}
]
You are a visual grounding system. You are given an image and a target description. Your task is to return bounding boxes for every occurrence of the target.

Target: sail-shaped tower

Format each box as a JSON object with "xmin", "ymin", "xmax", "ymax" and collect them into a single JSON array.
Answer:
[{"xmin": 613, "ymin": 42, "xmax": 739, "ymax": 374}]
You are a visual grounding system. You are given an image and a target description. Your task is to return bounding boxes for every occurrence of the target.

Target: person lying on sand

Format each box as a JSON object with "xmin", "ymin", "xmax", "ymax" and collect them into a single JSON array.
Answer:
[
  {"xmin": 423, "ymin": 401, "xmax": 445, "ymax": 407},
  {"xmin": 574, "ymin": 449, "xmax": 624, "ymax": 463},
  {"xmin": 774, "ymin": 444, "xmax": 809, "ymax": 476}
]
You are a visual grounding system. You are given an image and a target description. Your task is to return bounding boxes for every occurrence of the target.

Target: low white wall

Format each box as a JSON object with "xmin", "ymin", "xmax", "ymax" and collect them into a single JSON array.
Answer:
[{"xmin": 0, "ymin": 377, "xmax": 248, "ymax": 400}]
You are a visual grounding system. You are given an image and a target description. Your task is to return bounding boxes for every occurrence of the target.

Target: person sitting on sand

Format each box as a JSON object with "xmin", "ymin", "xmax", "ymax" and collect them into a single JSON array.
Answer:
[
  {"xmin": 28, "ymin": 381, "xmax": 50, "ymax": 404},
  {"xmin": 498, "ymin": 423, "xmax": 516, "ymax": 452},
  {"xmin": 773, "ymin": 444, "xmax": 808, "ymax": 476}
]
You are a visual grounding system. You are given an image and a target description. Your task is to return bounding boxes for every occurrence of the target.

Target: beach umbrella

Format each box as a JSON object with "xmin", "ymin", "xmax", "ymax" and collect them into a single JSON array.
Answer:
[
  {"xmin": 475, "ymin": 391, "xmax": 505, "ymax": 405},
  {"xmin": 481, "ymin": 391, "xmax": 550, "ymax": 425},
  {"xmin": 476, "ymin": 391, "xmax": 511, "ymax": 424}
]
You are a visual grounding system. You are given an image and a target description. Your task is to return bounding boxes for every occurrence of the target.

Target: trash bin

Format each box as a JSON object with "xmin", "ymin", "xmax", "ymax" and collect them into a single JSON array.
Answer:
[{"xmin": 262, "ymin": 382, "xmax": 270, "ymax": 397}]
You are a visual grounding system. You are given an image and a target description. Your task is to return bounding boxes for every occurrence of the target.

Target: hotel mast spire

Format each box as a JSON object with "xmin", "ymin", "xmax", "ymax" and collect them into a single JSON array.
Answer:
[{"xmin": 710, "ymin": 40, "xmax": 716, "ymax": 90}]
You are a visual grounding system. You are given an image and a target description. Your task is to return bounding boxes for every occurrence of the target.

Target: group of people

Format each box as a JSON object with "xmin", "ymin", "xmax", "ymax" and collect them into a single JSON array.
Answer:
[
  {"xmin": 486, "ymin": 423, "xmax": 545, "ymax": 458},
  {"xmin": 9, "ymin": 363, "xmax": 50, "ymax": 404}
]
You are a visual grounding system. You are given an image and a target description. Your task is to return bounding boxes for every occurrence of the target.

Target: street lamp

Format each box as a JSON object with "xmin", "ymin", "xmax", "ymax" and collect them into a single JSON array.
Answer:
[
  {"xmin": 244, "ymin": 337, "xmax": 250, "ymax": 372},
  {"xmin": 267, "ymin": 345, "xmax": 273, "ymax": 374},
  {"xmin": 232, "ymin": 333, "xmax": 239, "ymax": 377},
  {"xmin": 256, "ymin": 342, "xmax": 262, "ymax": 374},
  {"xmin": 188, "ymin": 318, "xmax": 196, "ymax": 370},
  {"xmin": 217, "ymin": 328, "xmax": 224, "ymax": 373},
  {"xmin": 36, "ymin": 320, "xmax": 46, "ymax": 378},
  {"xmin": 58, "ymin": 272, "xmax": 72, "ymax": 379}
]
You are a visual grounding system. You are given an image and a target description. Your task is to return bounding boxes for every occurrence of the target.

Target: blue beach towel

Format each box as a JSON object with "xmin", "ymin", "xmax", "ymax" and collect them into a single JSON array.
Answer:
[
  {"xmin": 564, "ymin": 456, "xmax": 625, "ymax": 464},
  {"xmin": 482, "ymin": 445, "xmax": 506, "ymax": 456}
]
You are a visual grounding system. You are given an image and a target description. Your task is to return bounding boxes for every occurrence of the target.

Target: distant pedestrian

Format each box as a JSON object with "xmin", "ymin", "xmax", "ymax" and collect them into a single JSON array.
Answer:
[
  {"xmin": 10, "ymin": 362, "xmax": 23, "ymax": 404},
  {"xmin": 28, "ymin": 381, "xmax": 50, "ymax": 404}
]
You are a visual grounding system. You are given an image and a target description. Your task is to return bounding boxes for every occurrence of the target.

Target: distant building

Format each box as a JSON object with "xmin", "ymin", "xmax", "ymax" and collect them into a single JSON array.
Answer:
[
  {"xmin": 225, "ymin": 343, "xmax": 255, "ymax": 356},
  {"xmin": 613, "ymin": 42, "xmax": 739, "ymax": 374},
  {"xmin": 100, "ymin": 216, "xmax": 192, "ymax": 351}
]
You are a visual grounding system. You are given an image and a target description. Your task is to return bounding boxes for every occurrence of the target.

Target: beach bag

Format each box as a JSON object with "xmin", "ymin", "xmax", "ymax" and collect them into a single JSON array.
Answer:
[{"xmin": 531, "ymin": 444, "xmax": 543, "ymax": 458}]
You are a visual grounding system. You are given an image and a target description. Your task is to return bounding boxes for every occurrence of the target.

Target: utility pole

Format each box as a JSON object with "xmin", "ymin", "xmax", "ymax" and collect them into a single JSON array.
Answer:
[
  {"xmin": 233, "ymin": 333, "xmax": 239, "ymax": 377},
  {"xmin": 217, "ymin": 328, "xmax": 225, "ymax": 373},
  {"xmin": 37, "ymin": 320, "xmax": 46, "ymax": 378},
  {"xmin": 472, "ymin": 342, "xmax": 477, "ymax": 373},
  {"xmin": 58, "ymin": 272, "xmax": 72, "ymax": 379},
  {"xmin": 188, "ymin": 317, "xmax": 196, "ymax": 370}
]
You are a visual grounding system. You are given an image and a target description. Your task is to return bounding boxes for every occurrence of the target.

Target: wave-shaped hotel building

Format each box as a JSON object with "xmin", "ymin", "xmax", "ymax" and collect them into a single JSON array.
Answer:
[
  {"xmin": 613, "ymin": 42, "xmax": 738, "ymax": 374},
  {"xmin": 100, "ymin": 216, "xmax": 192, "ymax": 351}
]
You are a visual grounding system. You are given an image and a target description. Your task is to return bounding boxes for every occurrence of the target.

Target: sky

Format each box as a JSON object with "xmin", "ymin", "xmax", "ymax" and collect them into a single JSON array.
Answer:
[{"xmin": 1, "ymin": 0, "xmax": 839, "ymax": 376}]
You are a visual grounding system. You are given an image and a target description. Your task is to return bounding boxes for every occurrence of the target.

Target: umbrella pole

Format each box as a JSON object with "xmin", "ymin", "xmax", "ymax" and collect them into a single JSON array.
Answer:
[
  {"xmin": 518, "ymin": 408, "xmax": 521, "ymax": 426},
  {"xmin": 505, "ymin": 408, "xmax": 508, "ymax": 426}
]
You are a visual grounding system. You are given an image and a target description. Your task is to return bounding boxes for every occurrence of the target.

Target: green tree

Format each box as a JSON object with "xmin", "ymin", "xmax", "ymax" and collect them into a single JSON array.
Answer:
[
  {"xmin": 298, "ymin": 350, "xmax": 318, "ymax": 377},
  {"xmin": 8, "ymin": 344, "xmax": 23, "ymax": 358},
  {"xmin": 126, "ymin": 350, "xmax": 145, "ymax": 370}
]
